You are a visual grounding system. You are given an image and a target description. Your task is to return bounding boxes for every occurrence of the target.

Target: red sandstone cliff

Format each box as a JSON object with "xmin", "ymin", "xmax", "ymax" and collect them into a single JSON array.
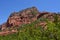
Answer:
[
  {"xmin": 7, "ymin": 7, "xmax": 39, "ymax": 27},
  {"xmin": 0, "ymin": 7, "xmax": 60, "ymax": 34}
]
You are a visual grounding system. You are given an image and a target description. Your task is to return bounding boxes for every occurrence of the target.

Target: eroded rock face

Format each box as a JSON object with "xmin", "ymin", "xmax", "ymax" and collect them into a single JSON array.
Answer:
[
  {"xmin": 0, "ymin": 7, "xmax": 60, "ymax": 35},
  {"xmin": 7, "ymin": 7, "xmax": 39, "ymax": 27},
  {"xmin": 37, "ymin": 12, "xmax": 56, "ymax": 22},
  {"xmin": 0, "ymin": 7, "xmax": 60, "ymax": 31},
  {"xmin": 1, "ymin": 23, "xmax": 7, "ymax": 31}
]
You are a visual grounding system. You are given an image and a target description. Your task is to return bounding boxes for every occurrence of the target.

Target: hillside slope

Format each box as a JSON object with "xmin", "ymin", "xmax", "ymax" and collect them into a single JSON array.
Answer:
[{"xmin": 0, "ymin": 7, "xmax": 60, "ymax": 38}]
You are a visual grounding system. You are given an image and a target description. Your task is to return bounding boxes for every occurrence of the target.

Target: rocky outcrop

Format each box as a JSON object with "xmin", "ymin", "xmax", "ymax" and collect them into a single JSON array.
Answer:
[
  {"xmin": 0, "ymin": 7, "xmax": 60, "ymax": 35},
  {"xmin": 0, "ymin": 23, "xmax": 7, "ymax": 31},
  {"xmin": 0, "ymin": 7, "xmax": 39, "ymax": 31},
  {"xmin": 7, "ymin": 7, "xmax": 39, "ymax": 27},
  {"xmin": 37, "ymin": 12, "xmax": 56, "ymax": 22}
]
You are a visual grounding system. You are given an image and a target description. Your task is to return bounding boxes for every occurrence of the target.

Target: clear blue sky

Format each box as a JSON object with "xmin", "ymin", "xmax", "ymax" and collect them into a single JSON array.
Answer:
[{"xmin": 0, "ymin": 0, "xmax": 60, "ymax": 24}]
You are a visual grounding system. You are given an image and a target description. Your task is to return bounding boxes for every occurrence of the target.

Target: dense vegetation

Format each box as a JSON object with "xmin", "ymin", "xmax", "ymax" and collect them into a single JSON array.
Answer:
[{"xmin": 0, "ymin": 14, "xmax": 60, "ymax": 40}]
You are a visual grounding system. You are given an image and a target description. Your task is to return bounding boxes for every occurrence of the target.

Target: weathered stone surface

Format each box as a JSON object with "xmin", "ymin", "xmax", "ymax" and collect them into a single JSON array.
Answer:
[
  {"xmin": 37, "ymin": 12, "xmax": 56, "ymax": 22},
  {"xmin": 7, "ymin": 7, "xmax": 39, "ymax": 27},
  {"xmin": 1, "ymin": 23, "xmax": 7, "ymax": 31},
  {"xmin": 0, "ymin": 7, "xmax": 59, "ymax": 30},
  {"xmin": 0, "ymin": 7, "xmax": 60, "ymax": 35}
]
